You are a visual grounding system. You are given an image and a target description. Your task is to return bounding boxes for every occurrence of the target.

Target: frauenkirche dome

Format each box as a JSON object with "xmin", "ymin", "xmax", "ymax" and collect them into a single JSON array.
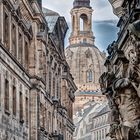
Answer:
[{"xmin": 65, "ymin": 0, "xmax": 106, "ymax": 113}]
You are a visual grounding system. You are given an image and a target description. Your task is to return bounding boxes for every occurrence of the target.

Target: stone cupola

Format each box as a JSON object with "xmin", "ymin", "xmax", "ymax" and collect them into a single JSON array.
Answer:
[{"xmin": 73, "ymin": 0, "xmax": 91, "ymax": 8}]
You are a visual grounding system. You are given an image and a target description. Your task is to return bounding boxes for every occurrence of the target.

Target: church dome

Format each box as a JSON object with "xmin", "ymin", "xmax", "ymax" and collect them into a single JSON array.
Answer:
[
  {"xmin": 66, "ymin": 0, "xmax": 105, "ymax": 97},
  {"xmin": 65, "ymin": 45, "xmax": 106, "ymax": 93}
]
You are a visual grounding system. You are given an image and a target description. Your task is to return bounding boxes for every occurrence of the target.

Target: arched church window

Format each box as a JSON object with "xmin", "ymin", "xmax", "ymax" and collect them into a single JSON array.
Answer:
[
  {"xmin": 72, "ymin": 15, "xmax": 76, "ymax": 31},
  {"xmin": 80, "ymin": 14, "xmax": 88, "ymax": 31},
  {"xmin": 87, "ymin": 70, "xmax": 93, "ymax": 82}
]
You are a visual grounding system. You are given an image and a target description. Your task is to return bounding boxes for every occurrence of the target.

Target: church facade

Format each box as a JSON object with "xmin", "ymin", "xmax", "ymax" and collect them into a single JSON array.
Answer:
[
  {"xmin": 65, "ymin": 0, "xmax": 106, "ymax": 115},
  {"xmin": 0, "ymin": 0, "xmax": 76, "ymax": 140},
  {"xmin": 100, "ymin": 0, "xmax": 140, "ymax": 139}
]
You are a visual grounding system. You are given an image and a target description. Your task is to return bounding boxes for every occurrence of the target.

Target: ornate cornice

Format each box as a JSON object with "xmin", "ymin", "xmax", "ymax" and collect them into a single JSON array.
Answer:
[{"xmin": 108, "ymin": 0, "xmax": 124, "ymax": 17}]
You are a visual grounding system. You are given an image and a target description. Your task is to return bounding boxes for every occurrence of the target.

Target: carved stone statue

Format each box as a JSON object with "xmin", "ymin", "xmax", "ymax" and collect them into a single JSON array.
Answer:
[
  {"xmin": 100, "ymin": 47, "xmax": 140, "ymax": 139},
  {"xmin": 110, "ymin": 45, "xmax": 140, "ymax": 139}
]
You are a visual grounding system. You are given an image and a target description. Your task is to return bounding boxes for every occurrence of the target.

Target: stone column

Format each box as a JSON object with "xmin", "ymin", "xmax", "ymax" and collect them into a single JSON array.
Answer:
[
  {"xmin": 30, "ymin": 88, "xmax": 39, "ymax": 140},
  {"xmin": 54, "ymin": 109, "xmax": 57, "ymax": 132}
]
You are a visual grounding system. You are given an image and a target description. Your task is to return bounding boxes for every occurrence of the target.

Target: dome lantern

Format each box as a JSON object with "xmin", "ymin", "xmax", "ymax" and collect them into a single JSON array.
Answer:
[{"xmin": 73, "ymin": 0, "xmax": 91, "ymax": 8}]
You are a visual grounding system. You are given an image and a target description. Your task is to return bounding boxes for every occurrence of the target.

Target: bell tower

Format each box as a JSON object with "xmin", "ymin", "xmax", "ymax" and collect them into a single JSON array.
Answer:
[{"xmin": 69, "ymin": 0, "xmax": 94, "ymax": 46}]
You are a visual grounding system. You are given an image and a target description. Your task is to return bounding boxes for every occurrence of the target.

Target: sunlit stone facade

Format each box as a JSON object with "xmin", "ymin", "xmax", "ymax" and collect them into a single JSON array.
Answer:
[{"xmin": 0, "ymin": 0, "xmax": 76, "ymax": 140}]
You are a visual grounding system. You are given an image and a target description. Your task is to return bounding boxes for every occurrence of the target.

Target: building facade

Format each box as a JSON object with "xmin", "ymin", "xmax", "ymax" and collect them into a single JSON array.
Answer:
[
  {"xmin": 65, "ymin": 0, "xmax": 106, "ymax": 115},
  {"xmin": 0, "ymin": 0, "xmax": 76, "ymax": 140},
  {"xmin": 73, "ymin": 102, "xmax": 110, "ymax": 140},
  {"xmin": 100, "ymin": 0, "xmax": 140, "ymax": 140},
  {"xmin": 91, "ymin": 104, "xmax": 110, "ymax": 140},
  {"xmin": 73, "ymin": 102, "xmax": 100, "ymax": 140}
]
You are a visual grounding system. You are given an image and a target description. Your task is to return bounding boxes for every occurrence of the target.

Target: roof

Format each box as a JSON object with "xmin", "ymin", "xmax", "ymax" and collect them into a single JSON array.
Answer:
[
  {"xmin": 73, "ymin": 103, "xmax": 109, "ymax": 137},
  {"xmin": 65, "ymin": 46, "xmax": 106, "ymax": 95},
  {"xmin": 43, "ymin": 7, "xmax": 60, "ymax": 32},
  {"xmin": 79, "ymin": 90, "xmax": 101, "ymax": 95},
  {"xmin": 73, "ymin": 0, "xmax": 91, "ymax": 8},
  {"xmin": 93, "ymin": 104, "xmax": 110, "ymax": 118}
]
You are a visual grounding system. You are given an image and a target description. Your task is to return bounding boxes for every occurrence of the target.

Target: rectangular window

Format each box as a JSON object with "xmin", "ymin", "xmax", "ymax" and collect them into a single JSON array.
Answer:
[
  {"xmin": 18, "ymin": 33, "xmax": 23, "ymax": 64},
  {"xmin": 5, "ymin": 79, "xmax": 9, "ymax": 111},
  {"xmin": 19, "ymin": 92, "xmax": 23, "ymax": 121},
  {"xmin": 48, "ymin": 111, "xmax": 51, "ymax": 132},
  {"xmin": 49, "ymin": 72, "xmax": 51, "ymax": 95},
  {"xmin": 3, "ymin": 12, "xmax": 9, "ymax": 50},
  {"xmin": 53, "ymin": 77, "xmax": 55, "ymax": 97},
  {"xmin": 12, "ymin": 86, "xmax": 16, "ymax": 116},
  {"xmin": 57, "ymin": 80, "xmax": 59, "ymax": 98},
  {"xmin": 40, "ymin": 103, "xmax": 45, "ymax": 128},
  {"xmin": 26, "ymin": 97, "xmax": 29, "ymax": 124},
  {"xmin": 12, "ymin": 24, "xmax": 17, "ymax": 57},
  {"xmin": 24, "ymin": 42, "xmax": 28, "ymax": 69}
]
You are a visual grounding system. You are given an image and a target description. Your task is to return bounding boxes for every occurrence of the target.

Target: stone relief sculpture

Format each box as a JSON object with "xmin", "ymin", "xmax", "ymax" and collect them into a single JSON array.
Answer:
[
  {"xmin": 100, "ymin": 39, "xmax": 140, "ymax": 139},
  {"xmin": 100, "ymin": 0, "xmax": 140, "ymax": 140}
]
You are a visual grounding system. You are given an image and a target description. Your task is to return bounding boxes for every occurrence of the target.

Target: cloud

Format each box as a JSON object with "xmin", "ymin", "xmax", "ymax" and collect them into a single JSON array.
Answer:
[
  {"xmin": 42, "ymin": 0, "xmax": 118, "ymax": 22},
  {"xmin": 93, "ymin": 20, "xmax": 119, "ymax": 50},
  {"xmin": 42, "ymin": 0, "xmax": 119, "ymax": 50},
  {"xmin": 93, "ymin": 0, "xmax": 108, "ymax": 7}
]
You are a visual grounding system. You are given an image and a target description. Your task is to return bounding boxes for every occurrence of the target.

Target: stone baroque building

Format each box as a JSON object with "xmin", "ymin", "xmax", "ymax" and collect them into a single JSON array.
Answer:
[
  {"xmin": 65, "ymin": 0, "xmax": 106, "ymax": 115},
  {"xmin": 100, "ymin": 0, "xmax": 140, "ymax": 139},
  {"xmin": 0, "ymin": 0, "xmax": 77, "ymax": 140},
  {"xmin": 73, "ymin": 102, "xmax": 101, "ymax": 140},
  {"xmin": 73, "ymin": 102, "xmax": 110, "ymax": 140},
  {"xmin": 91, "ymin": 104, "xmax": 110, "ymax": 140}
]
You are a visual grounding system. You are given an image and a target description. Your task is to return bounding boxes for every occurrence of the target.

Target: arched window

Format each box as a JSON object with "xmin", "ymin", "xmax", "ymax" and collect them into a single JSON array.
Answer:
[
  {"xmin": 72, "ymin": 15, "xmax": 76, "ymax": 31},
  {"xmin": 80, "ymin": 14, "xmax": 88, "ymax": 31},
  {"xmin": 87, "ymin": 70, "xmax": 93, "ymax": 82}
]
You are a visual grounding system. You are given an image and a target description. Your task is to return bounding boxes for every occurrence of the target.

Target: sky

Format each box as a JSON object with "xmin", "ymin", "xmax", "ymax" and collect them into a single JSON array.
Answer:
[{"xmin": 42, "ymin": 0, "xmax": 119, "ymax": 51}]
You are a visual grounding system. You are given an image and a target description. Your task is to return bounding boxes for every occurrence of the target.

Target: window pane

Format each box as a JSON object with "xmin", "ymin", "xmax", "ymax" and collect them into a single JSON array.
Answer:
[
  {"xmin": 13, "ymin": 86, "xmax": 16, "ymax": 116},
  {"xmin": 5, "ymin": 79, "xmax": 9, "ymax": 111}
]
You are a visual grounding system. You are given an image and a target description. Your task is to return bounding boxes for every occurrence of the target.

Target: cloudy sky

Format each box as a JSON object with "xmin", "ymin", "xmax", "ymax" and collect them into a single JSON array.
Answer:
[{"xmin": 42, "ymin": 0, "xmax": 119, "ymax": 51}]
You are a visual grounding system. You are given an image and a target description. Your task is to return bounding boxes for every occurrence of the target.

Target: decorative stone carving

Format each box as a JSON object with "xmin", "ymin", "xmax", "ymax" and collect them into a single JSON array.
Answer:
[
  {"xmin": 100, "ymin": 40, "xmax": 140, "ymax": 140},
  {"xmin": 100, "ymin": 1, "xmax": 140, "ymax": 139}
]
